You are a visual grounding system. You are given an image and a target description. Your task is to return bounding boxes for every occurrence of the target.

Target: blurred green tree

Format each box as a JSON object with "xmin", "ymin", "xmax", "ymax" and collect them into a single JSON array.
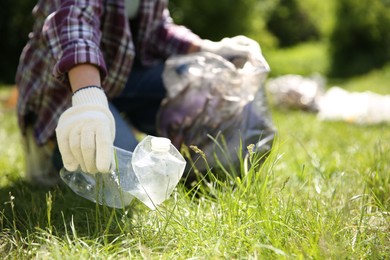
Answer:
[
  {"xmin": 329, "ymin": 0, "xmax": 390, "ymax": 77},
  {"xmin": 266, "ymin": 0, "xmax": 320, "ymax": 47},
  {"xmin": 0, "ymin": 0, "xmax": 35, "ymax": 84},
  {"xmin": 169, "ymin": 0, "xmax": 277, "ymax": 49}
]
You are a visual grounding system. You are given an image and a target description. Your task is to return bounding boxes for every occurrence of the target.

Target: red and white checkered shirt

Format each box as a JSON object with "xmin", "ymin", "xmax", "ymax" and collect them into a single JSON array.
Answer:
[{"xmin": 15, "ymin": 0, "xmax": 200, "ymax": 145}]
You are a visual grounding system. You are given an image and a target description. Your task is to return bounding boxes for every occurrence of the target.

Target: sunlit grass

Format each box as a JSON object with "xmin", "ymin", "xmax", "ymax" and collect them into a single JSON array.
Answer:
[
  {"xmin": 1, "ymin": 44, "xmax": 389, "ymax": 258},
  {"xmin": 265, "ymin": 42, "xmax": 329, "ymax": 77}
]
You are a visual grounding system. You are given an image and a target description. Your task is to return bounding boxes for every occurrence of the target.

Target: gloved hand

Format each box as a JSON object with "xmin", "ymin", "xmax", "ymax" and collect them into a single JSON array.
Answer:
[
  {"xmin": 56, "ymin": 86, "xmax": 115, "ymax": 174},
  {"xmin": 200, "ymin": 35, "xmax": 262, "ymax": 61}
]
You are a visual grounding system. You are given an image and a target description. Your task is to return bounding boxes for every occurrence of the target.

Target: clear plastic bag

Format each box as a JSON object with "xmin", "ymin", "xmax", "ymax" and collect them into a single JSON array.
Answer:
[{"xmin": 157, "ymin": 52, "xmax": 275, "ymax": 174}]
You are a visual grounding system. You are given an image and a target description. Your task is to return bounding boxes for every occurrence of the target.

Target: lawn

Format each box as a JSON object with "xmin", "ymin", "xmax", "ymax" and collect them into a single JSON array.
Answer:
[{"xmin": 1, "ymin": 43, "xmax": 389, "ymax": 258}]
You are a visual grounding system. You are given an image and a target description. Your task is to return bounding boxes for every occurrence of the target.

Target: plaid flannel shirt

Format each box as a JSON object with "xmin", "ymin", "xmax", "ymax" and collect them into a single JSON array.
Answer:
[{"xmin": 15, "ymin": 0, "xmax": 200, "ymax": 146}]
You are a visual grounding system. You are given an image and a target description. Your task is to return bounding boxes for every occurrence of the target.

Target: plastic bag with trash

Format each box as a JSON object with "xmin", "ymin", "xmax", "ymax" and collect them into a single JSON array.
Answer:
[
  {"xmin": 157, "ymin": 52, "xmax": 276, "ymax": 176},
  {"xmin": 265, "ymin": 74, "xmax": 325, "ymax": 112}
]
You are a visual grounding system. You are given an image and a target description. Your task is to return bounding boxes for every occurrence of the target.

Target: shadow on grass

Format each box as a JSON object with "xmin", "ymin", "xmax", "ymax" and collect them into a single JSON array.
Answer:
[{"xmin": 0, "ymin": 178, "xmax": 134, "ymax": 239}]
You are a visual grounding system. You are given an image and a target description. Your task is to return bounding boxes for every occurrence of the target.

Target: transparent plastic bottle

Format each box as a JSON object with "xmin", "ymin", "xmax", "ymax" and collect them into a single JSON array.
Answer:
[{"xmin": 130, "ymin": 136, "xmax": 186, "ymax": 209}]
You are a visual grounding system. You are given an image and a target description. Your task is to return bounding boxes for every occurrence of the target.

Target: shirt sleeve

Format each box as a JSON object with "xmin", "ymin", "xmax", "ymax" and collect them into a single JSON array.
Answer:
[
  {"xmin": 154, "ymin": 9, "xmax": 201, "ymax": 55},
  {"xmin": 137, "ymin": 1, "xmax": 201, "ymax": 64},
  {"xmin": 42, "ymin": 0, "xmax": 107, "ymax": 82}
]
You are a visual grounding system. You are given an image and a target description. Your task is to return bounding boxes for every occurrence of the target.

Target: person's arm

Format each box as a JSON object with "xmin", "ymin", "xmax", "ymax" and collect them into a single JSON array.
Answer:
[
  {"xmin": 186, "ymin": 42, "xmax": 201, "ymax": 54},
  {"xmin": 68, "ymin": 64, "xmax": 101, "ymax": 92},
  {"xmin": 136, "ymin": 1, "xmax": 202, "ymax": 59},
  {"xmin": 139, "ymin": 3, "xmax": 260, "ymax": 61},
  {"xmin": 56, "ymin": 64, "xmax": 115, "ymax": 174},
  {"xmin": 57, "ymin": 63, "xmax": 115, "ymax": 174},
  {"xmin": 43, "ymin": 1, "xmax": 107, "ymax": 85},
  {"xmin": 43, "ymin": 2, "xmax": 115, "ymax": 174}
]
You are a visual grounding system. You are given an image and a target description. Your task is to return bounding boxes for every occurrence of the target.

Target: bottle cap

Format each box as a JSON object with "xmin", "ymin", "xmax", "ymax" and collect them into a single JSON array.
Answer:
[{"xmin": 151, "ymin": 137, "xmax": 171, "ymax": 152}]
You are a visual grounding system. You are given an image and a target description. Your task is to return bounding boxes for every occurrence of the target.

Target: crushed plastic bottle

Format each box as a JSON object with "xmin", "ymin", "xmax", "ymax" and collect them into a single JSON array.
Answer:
[
  {"xmin": 129, "ymin": 136, "xmax": 186, "ymax": 209},
  {"xmin": 60, "ymin": 135, "xmax": 186, "ymax": 210}
]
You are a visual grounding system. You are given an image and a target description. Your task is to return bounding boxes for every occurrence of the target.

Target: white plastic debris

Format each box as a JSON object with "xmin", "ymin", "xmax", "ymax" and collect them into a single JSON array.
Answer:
[{"xmin": 317, "ymin": 87, "xmax": 390, "ymax": 124}]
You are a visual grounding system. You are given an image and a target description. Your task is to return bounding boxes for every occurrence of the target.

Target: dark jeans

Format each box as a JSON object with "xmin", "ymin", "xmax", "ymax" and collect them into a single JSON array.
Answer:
[{"xmin": 110, "ymin": 59, "xmax": 166, "ymax": 151}]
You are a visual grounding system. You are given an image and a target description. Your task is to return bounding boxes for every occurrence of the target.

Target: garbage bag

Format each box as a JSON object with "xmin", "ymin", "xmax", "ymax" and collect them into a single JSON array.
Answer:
[{"xmin": 157, "ymin": 52, "xmax": 275, "ymax": 177}]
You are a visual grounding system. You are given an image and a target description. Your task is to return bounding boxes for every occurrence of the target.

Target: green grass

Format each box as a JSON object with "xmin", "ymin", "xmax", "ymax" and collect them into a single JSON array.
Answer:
[
  {"xmin": 265, "ymin": 42, "xmax": 330, "ymax": 77},
  {"xmin": 1, "ymin": 44, "xmax": 390, "ymax": 258}
]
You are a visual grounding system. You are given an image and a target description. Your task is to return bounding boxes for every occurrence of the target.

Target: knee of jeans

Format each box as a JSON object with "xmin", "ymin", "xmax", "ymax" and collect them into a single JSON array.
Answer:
[{"xmin": 52, "ymin": 143, "xmax": 63, "ymax": 172}]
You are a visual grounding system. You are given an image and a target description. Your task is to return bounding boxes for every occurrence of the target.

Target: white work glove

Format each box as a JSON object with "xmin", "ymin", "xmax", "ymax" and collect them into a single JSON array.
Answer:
[
  {"xmin": 200, "ymin": 35, "xmax": 262, "ymax": 61},
  {"xmin": 56, "ymin": 86, "xmax": 115, "ymax": 174}
]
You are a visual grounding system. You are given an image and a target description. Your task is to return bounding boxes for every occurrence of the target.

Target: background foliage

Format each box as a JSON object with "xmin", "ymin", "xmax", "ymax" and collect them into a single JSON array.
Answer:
[
  {"xmin": 1, "ymin": 0, "xmax": 389, "ymax": 83},
  {"xmin": 169, "ymin": 0, "xmax": 278, "ymax": 48},
  {"xmin": 328, "ymin": 0, "xmax": 390, "ymax": 77},
  {"xmin": 266, "ymin": 0, "xmax": 320, "ymax": 47},
  {"xmin": 0, "ymin": 0, "xmax": 35, "ymax": 84}
]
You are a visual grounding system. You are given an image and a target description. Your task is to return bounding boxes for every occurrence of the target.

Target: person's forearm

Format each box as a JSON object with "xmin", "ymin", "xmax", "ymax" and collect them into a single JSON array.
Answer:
[
  {"xmin": 187, "ymin": 38, "xmax": 205, "ymax": 54},
  {"xmin": 68, "ymin": 64, "xmax": 101, "ymax": 93},
  {"xmin": 187, "ymin": 41, "xmax": 201, "ymax": 53}
]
